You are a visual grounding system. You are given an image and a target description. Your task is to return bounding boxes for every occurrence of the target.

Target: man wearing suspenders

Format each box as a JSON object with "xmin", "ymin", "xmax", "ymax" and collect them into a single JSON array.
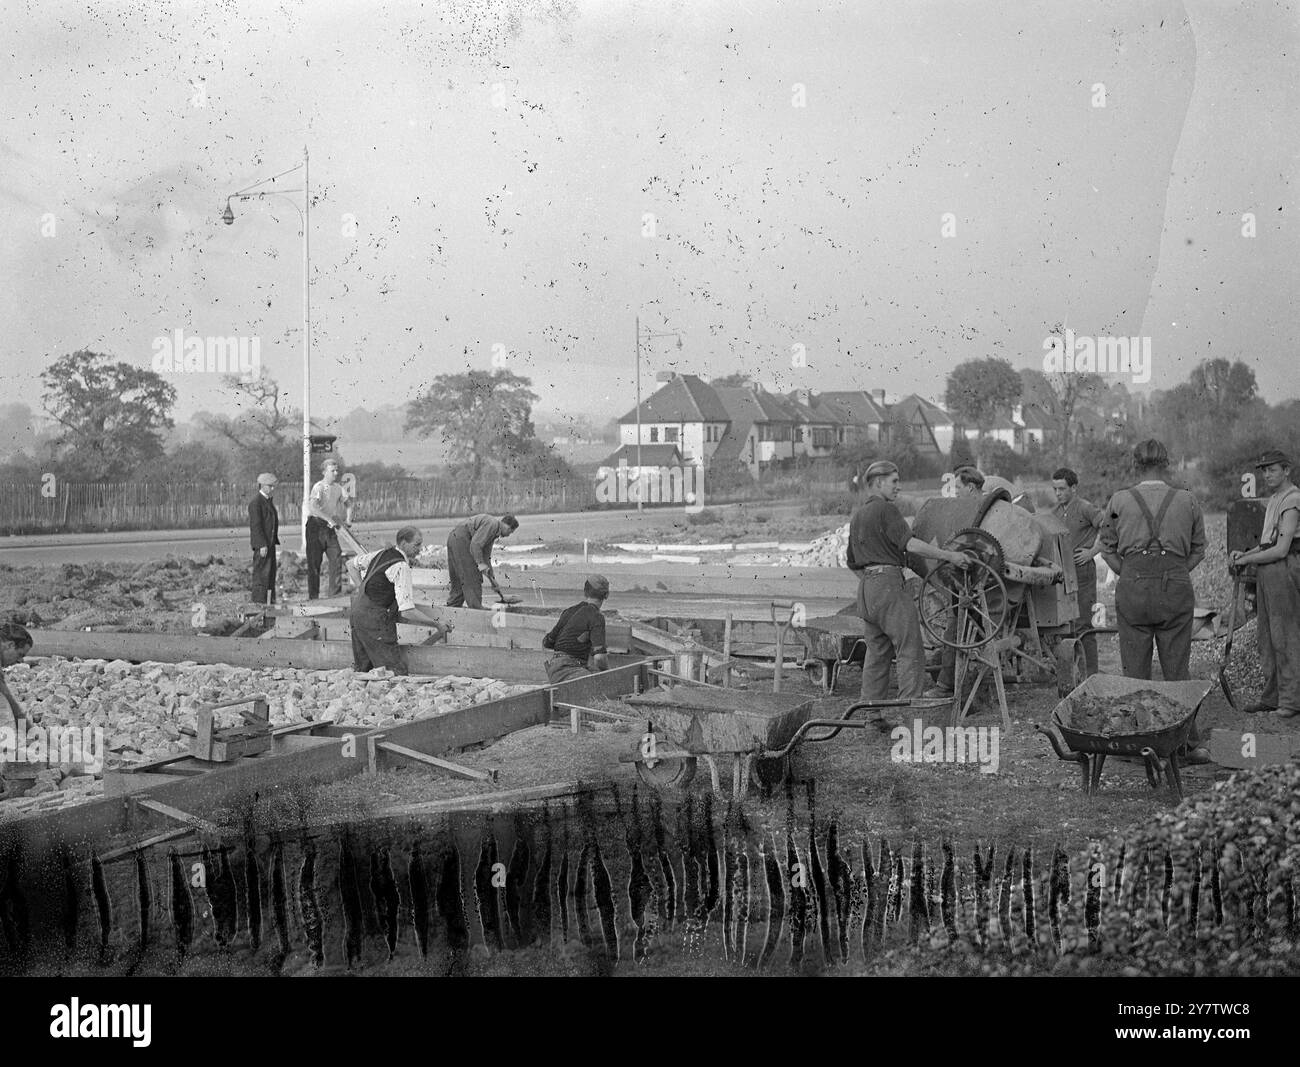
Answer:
[
  {"xmin": 1099, "ymin": 439, "xmax": 1208, "ymax": 758},
  {"xmin": 346, "ymin": 527, "xmax": 450, "ymax": 674}
]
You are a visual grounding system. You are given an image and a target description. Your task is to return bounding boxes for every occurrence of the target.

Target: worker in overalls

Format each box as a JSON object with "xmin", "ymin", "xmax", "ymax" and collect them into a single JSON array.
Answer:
[
  {"xmin": 1230, "ymin": 449, "xmax": 1300, "ymax": 719},
  {"xmin": 850, "ymin": 460, "xmax": 973, "ymax": 720},
  {"xmin": 542, "ymin": 575, "xmax": 611, "ymax": 683},
  {"xmin": 1099, "ymin": 439, "xmax": 1208, "ymax": 757},
  {"xmin": 347, "ymin": 527, "xmax": 450, "ymax": 674}
]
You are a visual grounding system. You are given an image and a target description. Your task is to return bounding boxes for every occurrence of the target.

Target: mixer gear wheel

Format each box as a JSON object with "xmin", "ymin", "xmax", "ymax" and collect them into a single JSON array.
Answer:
[{"xmin": 943, "ymin": 527, "xmax": 1005, "ymax": 580}]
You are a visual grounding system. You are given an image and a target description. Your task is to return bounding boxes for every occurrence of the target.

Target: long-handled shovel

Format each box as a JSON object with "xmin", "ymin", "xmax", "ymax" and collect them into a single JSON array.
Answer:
[{"xmin": 1218, "ymin": 570, "xmax": 1242, "ymax": 712}]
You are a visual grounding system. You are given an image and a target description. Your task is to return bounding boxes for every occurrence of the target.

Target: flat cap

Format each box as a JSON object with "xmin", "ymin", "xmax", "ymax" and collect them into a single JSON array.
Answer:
[
  {"xmin": 584, "ymin": 574, "xmax": 610, "ymax": 597},
  {"xmin": 1254, "ymin": 449, "xmax": 1292, "ymax": 469},
  {"xmin": 863, "ymin": 460, "xmax": 899, "ymax": 481},
  {"xmin": 257, "ymin": 472, "xmax": 278, "ymax": 486}
]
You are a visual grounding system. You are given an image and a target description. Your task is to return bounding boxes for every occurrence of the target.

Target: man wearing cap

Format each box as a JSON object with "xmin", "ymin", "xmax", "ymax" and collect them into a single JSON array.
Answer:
[
  {"xmin": 305, "ymin": 458, "xmax": 353, "ymax": 600},
  {"xmin": 1099, "ymin": 439, "xmax": 1209, "ymax": 759},
  {"xmin": 248, "ymin": 473, "xmax": 280, "ymax": 607},
  {"xmin": 849, "ymin": 460, "xmax": 973, "ymax": 716},
  {"xmin": 346, "ymin": 527, "xmax": 450, "ymax": 674},
  {"xmin": 0, "ymin": 622, "xmax": 33, "ymax": 728},
  {"xmin": 541, "ymin": 576, "xmax": 611, "ymax": 683},
  {"xmin": 446, "ymin": 513, "xmax": 519, "ymax": 609},
  {"xmin": 1051, "ymin": 467, "xmax": 1104, "ymax": 677},
  {"xmin": 1230, "ymin": 449, "xmax": 1300, "ymax": 720}
]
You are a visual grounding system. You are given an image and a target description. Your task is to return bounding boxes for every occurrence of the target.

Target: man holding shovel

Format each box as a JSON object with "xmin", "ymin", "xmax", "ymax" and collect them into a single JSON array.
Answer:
[
  {"xmin": 1230, "ymin": 449, "xmax": 1300, "ymax": 720},
  {"xmin": 446, "ymin": 513, "xmax": 519, "ymax": 609},
  {"xmin": 347, "ymin": 527, "xmax": 450, "ymax": 675}
]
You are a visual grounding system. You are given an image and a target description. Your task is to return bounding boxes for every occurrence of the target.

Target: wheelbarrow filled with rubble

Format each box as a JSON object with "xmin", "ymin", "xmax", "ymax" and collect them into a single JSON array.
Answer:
[
  {"xmin": 1034, "ymin": 674, "xmax": 1214, "ymax": 801},
  {"xmin": 618, "ymin": 685, "xmax": 814, "ymax": 799}
]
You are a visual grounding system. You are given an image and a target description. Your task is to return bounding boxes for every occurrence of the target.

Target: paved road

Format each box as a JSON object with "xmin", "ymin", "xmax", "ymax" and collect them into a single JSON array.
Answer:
[{"xmin": 0, "ymin": 502, "xmax": 809, "ymax": 564}]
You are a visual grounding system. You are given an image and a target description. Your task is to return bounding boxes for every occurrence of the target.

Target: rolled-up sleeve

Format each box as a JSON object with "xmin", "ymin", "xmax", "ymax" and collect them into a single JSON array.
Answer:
[
  {"xmin": 1099, "ymin": 494, "xmax": 1121, "ymax": 556},
  {"xmin": 1187, "ymin": 497, "xmax": 1206, "ymax": 568},
  {"xmin": 384, "ymin": 561, "xmax": 416, "ymax": 612}
]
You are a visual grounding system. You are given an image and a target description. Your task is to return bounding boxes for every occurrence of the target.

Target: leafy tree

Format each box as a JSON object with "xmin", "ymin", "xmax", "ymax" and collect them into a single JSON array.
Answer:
[
  {"xmin": 1154, "ymin": 359, "xmax": 1260, "ymax": 461},
  {"xmin": 136, "ymin": 441, "xmax": 233, "ymax": 483},
  {"xmin": 944, "ymin": 358, "xmax": 1022, "ymax": 465},
  {"xmin": 40, "ymin": 350, "xmax": 177, "ymax": 480},
  {"xmin": 1074, "ymin": 437, "xmax": 1135, "ymax": 507},
  {"xmin": 202, "ymin": 373, "xmax": 311, "ymax": 484},
  {"xmin": 949, "ymin": 434, "xmax": 976, "ymax": 469},
  {"xmin": 1022, "ymin": 347, "xmax": 1103, "ymax": 463},
  {"xmin": 406, "ymin": 369, "xmax": 539, "ymax": 495}
]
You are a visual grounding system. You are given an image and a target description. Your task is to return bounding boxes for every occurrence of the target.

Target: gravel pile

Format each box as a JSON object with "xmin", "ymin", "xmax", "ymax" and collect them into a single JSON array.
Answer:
[
  {"xmin": 777, "ymin": 523, "xmax": 850, "ymax": 567},
  {"xmin": 0, "ymin": 658, "xmax": 535, "ymax": 818}
]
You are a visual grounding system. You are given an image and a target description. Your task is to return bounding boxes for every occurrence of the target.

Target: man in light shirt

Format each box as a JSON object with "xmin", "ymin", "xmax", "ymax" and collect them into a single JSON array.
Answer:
[
  {"xmin": 306, "ymin": 458, "xmax": 353, "ymax": 600},
  {"xmin": 347, "ymin": 527, "xmax": 450, "ymax": 674}
]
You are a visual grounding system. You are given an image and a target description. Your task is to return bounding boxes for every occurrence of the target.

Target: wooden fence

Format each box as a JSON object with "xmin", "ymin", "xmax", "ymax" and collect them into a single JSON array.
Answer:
[{"xmin": 0, "ymin": 478, "xmax": 597, "ymax": 534}]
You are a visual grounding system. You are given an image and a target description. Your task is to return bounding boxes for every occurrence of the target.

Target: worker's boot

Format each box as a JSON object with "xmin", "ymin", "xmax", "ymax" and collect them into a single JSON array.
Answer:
[{"xmin": 1242, "ymin": 701, "xmax": 1275, "ymax": 714}]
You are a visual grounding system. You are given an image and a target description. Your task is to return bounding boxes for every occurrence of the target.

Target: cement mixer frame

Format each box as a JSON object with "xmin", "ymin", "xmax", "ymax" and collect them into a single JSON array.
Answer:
[{"xmin": 913, "ymin": 491, "xmax": 1116, "ymax": 728}]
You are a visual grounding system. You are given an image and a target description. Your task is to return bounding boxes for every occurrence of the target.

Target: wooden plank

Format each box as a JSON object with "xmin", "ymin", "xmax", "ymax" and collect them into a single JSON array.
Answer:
[
  {"xmin": 132, "ymin": 798, "xmax": 219, "ymax": 835},
  {"xmin": 412, "ymin": 563, "xmax": 855, "ymax": 600},
  {"xmin": 26, "ymin": 629, "xmax": 639, "ymax": 684},
  {"xmin": 367, "ymin": 781, "xmax": 590, "ymax": 816},
  {"xmin": 376, "ymin": 741, "xmax": 496, "ymax": 781}
]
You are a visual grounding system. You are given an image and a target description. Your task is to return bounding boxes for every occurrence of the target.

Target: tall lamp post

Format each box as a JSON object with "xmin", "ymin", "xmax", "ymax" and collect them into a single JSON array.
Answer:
[
  {"xmin": 223, "ymin": 147, "xmax": 312, "ymax": 553},
  {"xmin": 634, "ymin": 317, "xmax": 684, "ymax": 512}
]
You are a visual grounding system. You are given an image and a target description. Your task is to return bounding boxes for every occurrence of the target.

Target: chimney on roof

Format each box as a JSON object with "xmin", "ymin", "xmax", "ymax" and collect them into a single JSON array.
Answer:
[
  {"xmin": 872, "ymin": 388, "xmax": 887, "ymax": 407},
  {"xmin": 794, "ymin": 388, "xmax": 812, "ymax": 406},
  {"xmin": 655, "ymin": 371, "xmax": 675, "ymax": 384}
]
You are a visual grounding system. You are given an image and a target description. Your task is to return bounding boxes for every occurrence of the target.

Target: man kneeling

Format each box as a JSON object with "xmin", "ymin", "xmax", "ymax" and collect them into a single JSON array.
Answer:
[
  {"xmin": 347, "ymin": 527, "xmax": 450, "ymax": 675},
  {"xmin": 542, "ymin": 576, "xmax": 611, "ymax": 683}
]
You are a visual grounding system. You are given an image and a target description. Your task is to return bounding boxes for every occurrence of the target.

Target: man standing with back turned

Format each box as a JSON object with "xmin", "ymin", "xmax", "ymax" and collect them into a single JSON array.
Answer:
[{"xmin": 849, "ymin": 460, "xmax": 972, "ymax": 723}]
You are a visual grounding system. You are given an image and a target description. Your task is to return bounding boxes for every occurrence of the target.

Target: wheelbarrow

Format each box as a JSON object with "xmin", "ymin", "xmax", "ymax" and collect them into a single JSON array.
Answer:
[
  {"xmin": 799, "ymin": 615, "xmax": 867, "ymax": 695},
  {"xmin": 618, "ymin": 683, "xmax": 910, "ymax": 800},
  {"xmin": 1034, "ymin": 674, "xmax": 1214, "ymax": 801}
]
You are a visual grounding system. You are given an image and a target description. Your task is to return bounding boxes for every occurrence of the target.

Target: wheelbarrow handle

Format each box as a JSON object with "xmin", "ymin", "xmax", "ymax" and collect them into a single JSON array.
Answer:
[{"xmin": 1034, "ymin": 722, "xmax": 1080, "ymax": 763}]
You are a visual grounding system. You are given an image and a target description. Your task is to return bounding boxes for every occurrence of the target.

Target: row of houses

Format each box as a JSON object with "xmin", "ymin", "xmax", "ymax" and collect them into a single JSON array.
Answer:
[{"xmin": 599, "ymin": 372, "xmax": 1122, "ymax": 481}]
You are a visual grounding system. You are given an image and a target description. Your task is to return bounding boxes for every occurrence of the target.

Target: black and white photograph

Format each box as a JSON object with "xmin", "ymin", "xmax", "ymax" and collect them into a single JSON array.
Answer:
[{"xmin": 0, "ymin": 0, "xmax": 1296, "ymax": 1021}]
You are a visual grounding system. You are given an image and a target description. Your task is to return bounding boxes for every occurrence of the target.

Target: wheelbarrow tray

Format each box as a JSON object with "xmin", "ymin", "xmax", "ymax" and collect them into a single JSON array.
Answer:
[
  {"xmin": 1051, "ymin": 674, "xmax": 1213, "ymax": 759},
  {"xmin": 802, "ymin": 615, "xmax": 866, "ymax": 661},
  {"xmin": 623, "ymin": 687, "xmax": 812, "ymax": 754}
]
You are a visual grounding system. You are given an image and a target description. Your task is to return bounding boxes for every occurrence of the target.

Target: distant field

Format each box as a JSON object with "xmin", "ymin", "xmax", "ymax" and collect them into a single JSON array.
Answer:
[{"xmin": 336, "ymin": 438, "xmax": 614, "ymax": 475}]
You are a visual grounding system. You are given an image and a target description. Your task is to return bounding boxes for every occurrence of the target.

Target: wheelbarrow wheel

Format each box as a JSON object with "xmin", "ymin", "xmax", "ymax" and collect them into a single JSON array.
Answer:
[
  {"xmin": 1055, "ymin": 637, "xmax": 1087, "ymax": 697},
  {"xmin": 750, "ymin": 754, "xmax": 791, "ymax": 792},
  {"xmin": 635, "ymin": 756, "xmax": 697, "ymax": 790}
]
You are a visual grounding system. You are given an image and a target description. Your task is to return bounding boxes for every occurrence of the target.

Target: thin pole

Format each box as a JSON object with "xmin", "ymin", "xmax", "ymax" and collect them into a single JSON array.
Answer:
[
  {"xmin": 634, "ymin": 315, "xmax": 643, "ymax": 512},
  {"xmin": 301, "ymin": 146, "xmax": 312, "ymax": 554}
]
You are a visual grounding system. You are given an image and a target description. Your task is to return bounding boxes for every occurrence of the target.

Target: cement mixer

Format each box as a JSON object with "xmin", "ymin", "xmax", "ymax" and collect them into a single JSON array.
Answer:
[{"xmin": 909, "ymin": 488, "xmax": 1113, "ymax": 726}]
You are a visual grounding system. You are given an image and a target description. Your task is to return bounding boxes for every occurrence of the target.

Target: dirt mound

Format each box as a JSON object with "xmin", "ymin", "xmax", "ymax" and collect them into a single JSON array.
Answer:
[{"xmin": 1064, "ymin": 689, "xmax": 1190, "ymax": 736}]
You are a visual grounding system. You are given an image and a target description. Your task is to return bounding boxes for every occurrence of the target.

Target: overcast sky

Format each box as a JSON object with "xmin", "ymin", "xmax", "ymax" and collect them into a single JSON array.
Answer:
[{"xmin": 1, "ymin": 0, "xmax": 1296, "ymax": 435}]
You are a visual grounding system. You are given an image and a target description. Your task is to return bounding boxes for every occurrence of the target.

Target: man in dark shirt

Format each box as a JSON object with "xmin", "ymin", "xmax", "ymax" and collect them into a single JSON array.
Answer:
[
  {"xmin": 0, "ymin": 622, "xmax": 33, "ymax": 728},
  {"xmin": 542, "ymin": 576, "xmax": 610, "ymax": 683},
  {"xmin": 849, "ymin": 461, "xmax": 972, "ymax": 716},
  {"xmin": 1051, "ymin": 467, "xmax": 1104, "ymax": 675},
  {"xmin": 248, "ymin": 472, "xmax": 279, "ymax": 607}
]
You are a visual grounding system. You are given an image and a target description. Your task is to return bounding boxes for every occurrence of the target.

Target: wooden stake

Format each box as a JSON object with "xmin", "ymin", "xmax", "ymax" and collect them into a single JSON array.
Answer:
[{"xmin": 722, "ymin": 613, "xmax": 733, "ymax": 689}]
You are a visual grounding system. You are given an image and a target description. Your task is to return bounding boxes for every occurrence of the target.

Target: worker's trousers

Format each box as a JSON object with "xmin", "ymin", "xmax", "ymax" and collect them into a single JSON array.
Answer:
[
  {"xmin": 251, "ymin": 549, "xmax": 276, "ymax": 607},
  {"xmin": 1115, "ymin": 553, "xmax": 1194, "ymax": 682},
  {"xmin": 349, "ymin": 596, "xmax": 409, "ymax": 675},
  {"xmin": 446, "ymin": 529, "xmax": 485, "ymax": 609},
  {"xmin": 306, "ymin": 518, "xmax": 343, "ymax": 599},
  {"xmin": 856, "ymin": 566, "xmax": 926, "ymax": 701},
  {"xmin": 1256, "ymin": 554, "xmax": 1300, "ymax": 713},
  {"xmin": 544, "ymin": 653, "xmax": 592, "ymax": 684},
  {"xmin": 1075, "ymin": 560, "xmax": 1099, "ymax": 675}
]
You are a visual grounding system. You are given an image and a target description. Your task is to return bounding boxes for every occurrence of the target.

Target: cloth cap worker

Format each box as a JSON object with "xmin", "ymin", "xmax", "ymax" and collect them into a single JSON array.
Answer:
[
  {"xmin": 305, "ymin": 458, "xmax": 353, "ymax": 600},
  {"xmin": 1051, "ymin": 467, "xmax": 1104, "ymax": 676},
  {"xmin": 1099, "ymin": 439, "xmax": 1209, "ymax": 760},
  {"xmin": 346, "ymin": 527, "xmax": 451, "ymax": 674},
  {"xmin": 446, "ymin": 513, "xmax": 519, "ymax": 609},
  {"xmin": 248, "ymin": 473, "xmax": 280, "ymax": 607},
  {"xmin": 542, "ymin": 575, "xmax": 611, "ymax": 683},
  {"xmin": 849, "ymin": 460, "xmax": 972, "ymax": 722},
  {"xmin": 1230, "ymin": 449, "xmax": 1300, "ymax": 720},
  {"xmin": 0, "ymin": 621, "xmax": 33, "ymax": 727}
]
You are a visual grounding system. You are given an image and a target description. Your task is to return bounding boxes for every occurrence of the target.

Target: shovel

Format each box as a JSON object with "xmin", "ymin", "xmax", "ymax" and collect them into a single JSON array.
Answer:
[
  {"xmin": 1218, "ymin": 570, "xmax": 1242, "ymax": 712},
  {"xmin": 488, "ymin": 573, "xmax": 523, "ymax": 606}
]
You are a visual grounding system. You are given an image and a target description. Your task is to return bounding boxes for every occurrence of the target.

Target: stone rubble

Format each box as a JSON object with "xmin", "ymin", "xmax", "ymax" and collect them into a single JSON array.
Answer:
[
  {"xmin": 0, "ymin": 658, "xmax": 534, "ymax": 819},
  {"xmin": 776, "ymin": 523, "xmax": 850, "ymax": 568}
]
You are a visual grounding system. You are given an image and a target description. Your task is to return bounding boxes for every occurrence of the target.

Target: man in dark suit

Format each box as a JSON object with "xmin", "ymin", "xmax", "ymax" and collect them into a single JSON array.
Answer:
[{"xmin": 249, "ymin": 472, "xmax": 280, "ymax": 606}]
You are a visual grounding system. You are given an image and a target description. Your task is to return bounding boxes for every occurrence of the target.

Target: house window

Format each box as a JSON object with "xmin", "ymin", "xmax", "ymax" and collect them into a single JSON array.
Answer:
[
  {"xmin": 795, "ymin": 427, "xmax": 804, "ymax": 443},
  {"xmin": 665, "ymin": 427, "xmax": 679, "ymax": 443},
  {"xmin": 649, "ymin": 427, "xmax": 659, "ymax": 443}
]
